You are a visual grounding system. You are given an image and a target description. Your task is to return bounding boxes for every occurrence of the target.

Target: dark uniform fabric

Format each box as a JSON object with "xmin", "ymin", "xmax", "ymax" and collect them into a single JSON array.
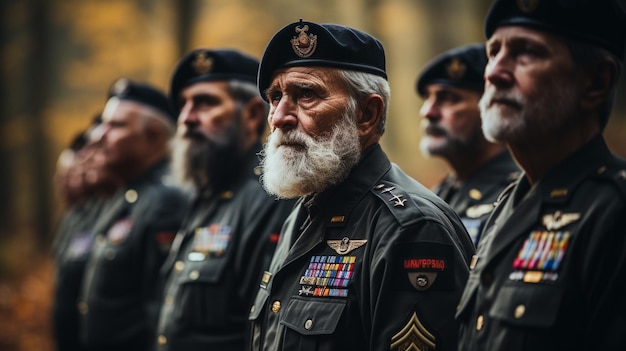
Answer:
[
  {"xmin": 434, "ymin": 150, "xmax": 519, "ymax": 245},
  {"xmin": 52, "ymin": 199, "xmax": 106, "ymax": 351},
  {"xmin": 456, "ymin": 136, "xmax": 626, "ymax": 350},
  {"xmin": 78, "ymin": 160, "xmax": 188, "ymax": 351},
  {"xmin": 248, "ymin": 144, "xmax": 475, "ymax": 351},
  {"xmin": 155, "ymin": 143, "xmax": 295, "ymax": 351}
]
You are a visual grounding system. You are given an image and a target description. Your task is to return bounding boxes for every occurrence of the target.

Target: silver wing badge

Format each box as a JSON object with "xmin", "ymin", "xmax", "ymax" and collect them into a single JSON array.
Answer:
[{"xmin": 327, "ymin": 237, "xmax": 367, "ymax": 255}]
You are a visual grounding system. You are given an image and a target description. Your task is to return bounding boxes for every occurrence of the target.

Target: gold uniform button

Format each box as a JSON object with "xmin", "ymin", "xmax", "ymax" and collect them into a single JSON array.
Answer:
[
  {"xmin": 271, "ymin": 300, "xmax": 281, "ymax": 313},
  {"xmin": 164, "ymin": 296, "xmax": 173, "ymax": 305},
  {"xmin": 514, "ymin": 304, "xmax": 526, "ymax": 319},
  {"xmin": 158, "ymin": 335, "xmax": 167, "ymax": 346},
  {"xmin": 125, "ymin": 189, "xmax": 138, "ymax": 203},
  {"xmin": 174, "ymin": 260, "xmax": 185, "ymax": 272},
  {"xmin": 304, "ymin": 319, "xmax": 313, "ymax": 330},
  {"xmin": 78, "ymin": 301, "xmax": 88, "ymax": 315},
  {"xmin": 476, "ymin": 315, "xmax": 484, "ymax": 331},
  {"xmin": 189, "ymin": 270, "xmax": 200, "ymax": 280}
]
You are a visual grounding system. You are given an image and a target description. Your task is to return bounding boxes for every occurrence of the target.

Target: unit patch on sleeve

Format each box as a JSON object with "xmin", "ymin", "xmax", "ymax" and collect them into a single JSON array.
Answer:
[
  {"xmin": 394, "ymin": 242, "xmax": 454, "ymax": 291},
  {"xmin": 390, "ymin": 311, "xmax": 436, "ymax": 351}
]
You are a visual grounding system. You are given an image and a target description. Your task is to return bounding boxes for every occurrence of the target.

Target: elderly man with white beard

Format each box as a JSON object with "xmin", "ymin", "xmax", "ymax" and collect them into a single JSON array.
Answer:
[{"xmin": 247, "ymin": 20, "xmax": 475, "ymax": 351}]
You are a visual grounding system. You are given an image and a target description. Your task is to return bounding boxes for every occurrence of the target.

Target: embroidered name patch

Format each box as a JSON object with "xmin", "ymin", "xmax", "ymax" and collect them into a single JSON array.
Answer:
[
  {"xmin": 298, "ymin": 255, "xmax": 356, "ymax": 297},
  {"xmin": 394, "ymin": 242, "xmax": 454, "ymax": 291}
]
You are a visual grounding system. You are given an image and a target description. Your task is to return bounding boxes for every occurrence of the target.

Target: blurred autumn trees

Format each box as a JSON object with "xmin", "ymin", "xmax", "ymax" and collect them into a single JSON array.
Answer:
[{"xmin": 0, "ymin": 1, "xmax": 624, "ymax": 350}]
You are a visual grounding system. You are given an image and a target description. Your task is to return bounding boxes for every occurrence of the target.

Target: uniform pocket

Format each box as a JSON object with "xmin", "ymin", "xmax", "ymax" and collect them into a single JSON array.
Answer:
[
  {"xmin": 489, "ymin": 283, "xmax": 563, "ymax": 328},
  {"xmin": 280, "ymin": 298, "xmax": 346, "ymax": 351}
]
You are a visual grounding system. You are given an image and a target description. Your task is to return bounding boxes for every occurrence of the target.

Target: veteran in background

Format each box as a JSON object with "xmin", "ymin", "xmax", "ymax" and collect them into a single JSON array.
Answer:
[
  {"xmin": 154, "ymin": 49, "xmax": 294, "ymax": 351},
  {"xmin": 456, "ymin": 1, "xmax": 626, "ymax": 350},
  {"xmin": 417, "ymin": 43, "xmax": 519, "ymax": 245},
  {"xmin": 77, "ymin": 79, "xmax": 188, "ymax": 351},
  {"xmin": 248, "ymin": 20, "xmax": 474, "ymax": 351}
]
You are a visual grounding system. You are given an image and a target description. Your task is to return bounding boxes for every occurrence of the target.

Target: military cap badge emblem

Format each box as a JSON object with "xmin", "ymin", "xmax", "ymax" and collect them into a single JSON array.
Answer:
[
  {"xmin": 446, "ymin": 57, "xmax": 466, "ymax": 79},
  {"xmin": 291, "ymin": 24, "xmax": 317, "ymax": 58},
  {"xmin": 517, "ymin": 0, "xmax": 539, "ymax": 13},
  {"xmin": 191, "ymin": 51, "xmax": 214, "ymax": 75}
]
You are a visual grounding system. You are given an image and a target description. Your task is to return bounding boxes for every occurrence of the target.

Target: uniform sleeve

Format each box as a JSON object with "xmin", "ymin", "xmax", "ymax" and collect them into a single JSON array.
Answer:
[{"xmin": 363, "ymin": 213, "xmax": 471, "ymax": 351}]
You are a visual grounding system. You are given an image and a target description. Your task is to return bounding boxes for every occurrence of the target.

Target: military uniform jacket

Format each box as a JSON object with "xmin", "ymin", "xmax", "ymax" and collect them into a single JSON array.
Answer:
[
  {"xmin": 78, "ymin": 160, "xmax": 188, "ymax": 351},
  {"xmin": 249, "ymin": 144, "xmax": 475, "ymax": 351},
  {"xmin": 155, "ymin": 144, "xmax": 295, "ymax": 351},
  {"xmin": 456, "ymin": 136, "xmax": 626, "ymax": 350},
  {"xmin": 53, "ymin": 199, "xmax": 106, "ymax": 351},
  {"xmin": 434, "ymin": 150, "xmax": 519, "ymax": 245}
]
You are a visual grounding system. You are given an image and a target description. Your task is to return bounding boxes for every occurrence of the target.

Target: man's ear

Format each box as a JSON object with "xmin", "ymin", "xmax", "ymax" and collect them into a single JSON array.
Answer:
[
  {"xmin": 241, "ymin": 97, "xmax": 267, "ymax": 147},
  {"xmin": 580, "ymin": 57, "xmax": 618, "ymax": 111},
  {"xmin": 357, "ymin": 94, "xmax": 384, "ymax": 147}
]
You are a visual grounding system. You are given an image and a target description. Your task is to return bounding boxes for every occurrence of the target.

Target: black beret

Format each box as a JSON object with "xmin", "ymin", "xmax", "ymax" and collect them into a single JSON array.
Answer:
[
  {"xmin": 169, "ymin": 49, "xmax": 259, "ymax": 114},
  {"xmin": 416, "ymin": 43, "xmax": 487, "ymax": 97},
  {"xmin": 108, "ymin": 78, "xmax": 176, "ymax": 123},
  {"xmin": 485, "ymin": 0, "xmax": 626, "ymax": 61},
  {"xmin": 258, "ymin": 19, "xmax": 387, "ymax": 101}
]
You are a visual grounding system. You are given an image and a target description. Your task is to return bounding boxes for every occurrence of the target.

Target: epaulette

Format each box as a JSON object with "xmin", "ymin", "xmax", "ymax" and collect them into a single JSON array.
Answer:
[
  {"xmin": 370, "ymin": 181, "xmax": 415, "ymax": 225},
  {"xmin": 593, "ymin": 162, "xmax": 626, "ymax": 201}
]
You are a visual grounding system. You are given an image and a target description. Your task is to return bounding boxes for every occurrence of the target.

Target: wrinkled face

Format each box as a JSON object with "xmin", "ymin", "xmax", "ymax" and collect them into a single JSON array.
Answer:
[
  {"xmin": 480, "ymin": 26, "xmax": 582, "ymax": 144},
  {"xmin": 419, "ymin": 84, "xmax": 484, "ymax": 158},
  {"xmin": 172, "ymin": 81, "xmax": 244, "ymax": 189},
  {"xmin": 260, "ymin": 66, "xmax": 362, "ymax": 198},
  {"xmin": 99, "ymin": 99, "xmax": 151, "ymax": 172}
]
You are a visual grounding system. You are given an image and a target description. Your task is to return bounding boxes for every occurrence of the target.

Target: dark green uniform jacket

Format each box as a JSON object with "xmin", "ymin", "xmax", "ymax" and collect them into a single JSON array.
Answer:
[
  {"xmin": 457, "ymin": 136, "xmax": 626, "ymax": 350},
  {"xmin": 53, "ymin": 199, "xmax": 106, "ymax": 351},
  {"xmin": 155, "ymin": 143, "xmax": 295, "ymax": 351},
  {"xmin": 249, "ymin": 144, "xmax": 475, "ymax": 351},
  {"xmin": 78, "ymin": 160, "xmax": 188, "ymax": 351},
  {"xmin": 435, "ymin": 150, "xmax": 520, "ymax": 245}
]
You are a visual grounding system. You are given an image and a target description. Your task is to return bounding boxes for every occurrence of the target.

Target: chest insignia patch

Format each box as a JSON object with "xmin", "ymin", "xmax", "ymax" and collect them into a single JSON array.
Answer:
[
  {"xmin": 510, "ymin": 230, "xmax": 570, "ymax": 283},
  {"xmin": 390, "ymin": 311, "xmax": 435, "ymax": 351},
  {"xmin": 67, "ymin": 231, "xmax": 95, "ymax": 259},
  {"xmin": 298, "ymin": 255, "xmax": 356, "ymax": 297},
  {"xmin": 191, "ymin": 224, "xmax": 232, "ymax": 257},
  {"xmin": 542, "ymin": 211, "xmax": 580, "ymax": 230},
  {"xmin": 327, "ymin": 237, "xmax": 367, "ymax": 255},
  {"xmin": 107, "ymin": 218, "xmax": 133, "ymax": 244}
]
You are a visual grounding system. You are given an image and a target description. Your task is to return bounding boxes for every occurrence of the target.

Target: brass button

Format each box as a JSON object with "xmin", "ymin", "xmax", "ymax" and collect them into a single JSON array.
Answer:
[
  {"xmin": 304, "ymin": 319, "xmax": 313, "ymax": 330},
  {"xmin": 158, "ymin": 335, "xmax": 167, "ymax": 346},
  {"xmin": 514, "ymin": 304, "xmax": 526, "ymax": 319},
  {"xmin": 271, "ymin": 300, "xmax": 281, "ymax": 313},
  {"xmin": 78, "ymin": 301, "xmax": 88, "ymax": 315},
  {"xmin": 469, "ymin": 189, "xmax": 482, "ymax": 200},
  {"xmin": 174, "ymin": 260, "xmax": 185, "ymax": 272},
  {"xmin": 164, "ymin": 296, "xmax": 173, "ymax": 305},
  {"xmin": 189, "ymin": 270, "xmax": 199, "ymax": 280},
  {"xmin": 476, "ymin": 315, "xmax": 484, "ymax": 331},
  {"xmin": 125, "ymin": 189, "xmax": 138, "ymax": 203}
]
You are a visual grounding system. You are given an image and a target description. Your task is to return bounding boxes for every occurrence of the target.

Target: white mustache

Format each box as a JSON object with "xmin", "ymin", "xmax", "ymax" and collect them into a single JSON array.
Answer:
[{"xmin": 480, "ymin": 86, "xmax": 526, "ymax": 110}]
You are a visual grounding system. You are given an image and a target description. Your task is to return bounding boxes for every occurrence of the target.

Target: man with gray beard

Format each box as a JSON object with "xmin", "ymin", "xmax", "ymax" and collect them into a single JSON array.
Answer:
[
  {"xmin": 416, "ymin": 43, "xmax": 519, "ymax": 245},
  {"xmin": 456, "ymin": 1, "xmax": 626, "ymax": 350},
  {"xmin": 248, "ymin": 20, "xmax": 475, "ymax": 351},
  {"xmin": 154, "ymin": 49, "xmax": 294, "ymax": 351}
]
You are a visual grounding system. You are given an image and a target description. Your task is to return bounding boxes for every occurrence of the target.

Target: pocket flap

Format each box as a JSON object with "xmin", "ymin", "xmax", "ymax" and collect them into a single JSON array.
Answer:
[
  {"xmin": 280, "ymin": 298, "xmax": 346, "ymax": 336},
  {"xmin": 489, "ymin": 284, "xmax": 563, "ymax": 328}
]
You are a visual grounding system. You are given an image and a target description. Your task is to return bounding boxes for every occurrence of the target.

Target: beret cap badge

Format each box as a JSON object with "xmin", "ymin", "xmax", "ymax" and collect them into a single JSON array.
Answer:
[
  {"xmin": 446, "ymin": 57, "xmax": 466, "ymax": 80},
  {"xmin": 291, "ymin": 24, "xmax": 317, "ymax": 58},
  {"xmin": 516, "ymin": 0, "xmax": 539, "ymax": 13},
  {"xmin": 191, "ymin": 52, "xmax": 214, "ymax": 75},
  {"xmin": 111, "ymin": 78, "xmax": 130, "ymax": 96}
]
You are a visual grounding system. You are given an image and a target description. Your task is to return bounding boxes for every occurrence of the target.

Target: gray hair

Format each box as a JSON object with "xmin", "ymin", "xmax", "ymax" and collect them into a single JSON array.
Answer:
[
  {"xmin": 338, "ymin": 70, "xmax": 391, "ymax": 135},
  {"xmin": 565, "ymin": 38, "xmax": 623, "ymax": 129},
  {"xmin": 228, "ymin": 80, "xmax": 269, "ymax": 136}
]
